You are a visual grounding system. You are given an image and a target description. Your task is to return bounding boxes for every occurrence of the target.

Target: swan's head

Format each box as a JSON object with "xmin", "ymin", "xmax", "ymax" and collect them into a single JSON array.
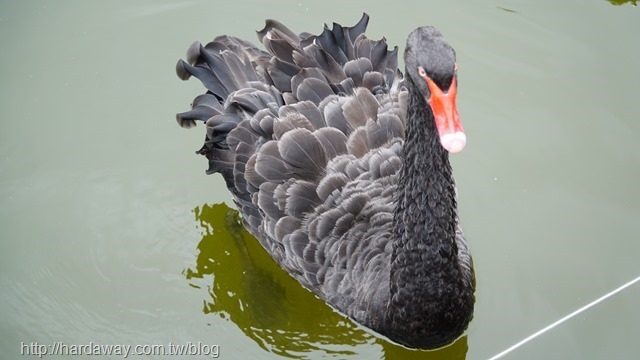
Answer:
[{"xmin": 404, "ymin": 27, "xmax": 466, "ymax": 154}]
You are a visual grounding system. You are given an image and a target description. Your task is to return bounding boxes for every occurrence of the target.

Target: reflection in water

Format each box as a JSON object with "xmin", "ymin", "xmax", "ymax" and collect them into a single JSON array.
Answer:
[
  {"xmin": 186, "ymin": 203, "xmax": 469, "ymax": 359},
  {"xmin": 607, "ymin": 0, "xmax": 637, "ymax": 5}
]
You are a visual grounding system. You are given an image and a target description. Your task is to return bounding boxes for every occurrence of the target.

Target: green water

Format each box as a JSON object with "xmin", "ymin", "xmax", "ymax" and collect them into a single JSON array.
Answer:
[{"xmin": 1, "ymin": 1, "xmax": 639, "ymax": 359}]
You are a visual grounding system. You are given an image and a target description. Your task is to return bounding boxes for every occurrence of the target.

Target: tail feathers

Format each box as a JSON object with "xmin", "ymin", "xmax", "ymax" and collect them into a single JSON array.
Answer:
[
  {"xmin": 299, "ymin": 13, "xmax": 370, "ymax": 61},
  {"xmin": 257, "ymin": 13, "xmax": 398, "ymax": 104},
  {"xmin": 176, "ymin": 34, "xmax": 270, "ymax": 101},
  {"xmin": 257, "ymin": 19, "xmax": 302, "ymax": 48},
  {"xmin": 176, "ymin": 35, "xmax": 280, "ymax": 191},
  {"xmin": 195, "ymin": 113, "xmax": 243, "ymax": 180},
  {"xmin": 176, "ymin": 94, "xmax": 223, "ymax": 128},
  {"xmin": 176, "ymin": 13, "xmax": 403, "ymax": 223}
]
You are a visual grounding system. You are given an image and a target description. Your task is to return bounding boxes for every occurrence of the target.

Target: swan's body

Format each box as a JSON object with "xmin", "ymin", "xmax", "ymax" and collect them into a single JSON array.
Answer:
[{"xmin": 176, "ymin": 14, "xmax": 475, "ymax": 349}]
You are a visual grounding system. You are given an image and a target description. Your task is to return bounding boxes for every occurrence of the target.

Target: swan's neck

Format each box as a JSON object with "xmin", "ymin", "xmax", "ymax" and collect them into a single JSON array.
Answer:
[
  {"xmin": 392, "ymin": 75, "xmax": 458, "ymax": 276},
  {"xmin": 386, "ymin": 74, "xmax": 473, "ymax": 348}
]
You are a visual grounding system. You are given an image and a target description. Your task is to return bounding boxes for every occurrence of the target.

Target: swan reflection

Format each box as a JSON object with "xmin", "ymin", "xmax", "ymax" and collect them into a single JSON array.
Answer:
[{"xmin": 186, "ymin": 203, "xmax": 469, "ymax": 359}]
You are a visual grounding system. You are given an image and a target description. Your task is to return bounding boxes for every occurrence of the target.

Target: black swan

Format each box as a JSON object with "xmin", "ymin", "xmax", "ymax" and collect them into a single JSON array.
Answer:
[{"xmin": 175, "ymin": 13, "xmax": 475, "ymax": 349}]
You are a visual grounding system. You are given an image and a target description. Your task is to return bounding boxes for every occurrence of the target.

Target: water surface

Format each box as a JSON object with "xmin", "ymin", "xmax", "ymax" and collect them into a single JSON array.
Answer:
[{"xmin": 1, "ymin": 1, "xmax": 639, "ymax": 359}]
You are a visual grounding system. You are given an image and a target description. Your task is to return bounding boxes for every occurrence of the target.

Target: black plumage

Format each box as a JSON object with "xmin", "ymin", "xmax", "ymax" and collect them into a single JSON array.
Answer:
[{"xmin": 176, "ymin": 13, "xmax": 474, "ymax": 349}]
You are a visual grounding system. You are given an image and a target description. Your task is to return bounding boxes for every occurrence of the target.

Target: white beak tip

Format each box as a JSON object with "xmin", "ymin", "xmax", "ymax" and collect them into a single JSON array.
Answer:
[{"xmin": 441, "ymin": 132, "xmax": 467, "ymax": 154}]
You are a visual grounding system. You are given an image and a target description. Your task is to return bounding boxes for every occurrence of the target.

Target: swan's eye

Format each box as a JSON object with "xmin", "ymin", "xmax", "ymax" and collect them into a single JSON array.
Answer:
[{"xmin": 418, "ymin": 67, "xmax": 427, "ymax": 77}]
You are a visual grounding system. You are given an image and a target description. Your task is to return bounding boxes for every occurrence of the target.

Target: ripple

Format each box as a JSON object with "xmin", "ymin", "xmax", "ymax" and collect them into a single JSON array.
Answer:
[{"xmin": 186, "ymin": 203, "xmax": 470, "ymax": 359}]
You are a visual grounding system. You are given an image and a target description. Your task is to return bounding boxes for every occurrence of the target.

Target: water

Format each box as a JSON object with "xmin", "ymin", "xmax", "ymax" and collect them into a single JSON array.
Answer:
[{"xmin": 1, "ymin": 0, "xmax": 638, "ymax": 359}]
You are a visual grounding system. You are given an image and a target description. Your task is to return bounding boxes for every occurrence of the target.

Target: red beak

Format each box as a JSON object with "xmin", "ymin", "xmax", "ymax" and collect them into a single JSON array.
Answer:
[{"xmin": 420, "ymin": 67, "xmax": 466, "ymax": 153}]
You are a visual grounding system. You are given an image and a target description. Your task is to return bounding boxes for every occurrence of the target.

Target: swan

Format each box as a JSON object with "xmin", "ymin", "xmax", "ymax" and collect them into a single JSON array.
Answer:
[{"xmin": 175, "ymin": 13, "xmax": 475, "ymax": 349}]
